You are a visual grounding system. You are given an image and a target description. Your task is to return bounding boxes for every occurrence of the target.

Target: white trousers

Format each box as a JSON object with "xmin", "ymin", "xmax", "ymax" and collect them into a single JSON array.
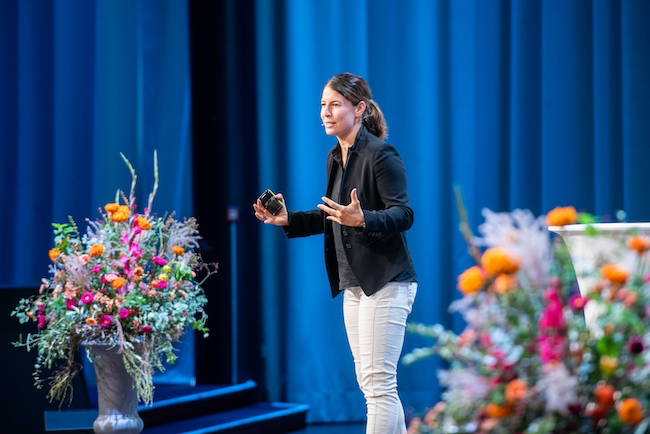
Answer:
[{"xmin": 343, "ymin": 282, "xmax": 417, "ymax": 434}]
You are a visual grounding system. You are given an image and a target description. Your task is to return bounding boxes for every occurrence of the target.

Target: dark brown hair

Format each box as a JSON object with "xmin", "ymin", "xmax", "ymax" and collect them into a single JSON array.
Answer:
[{"xmin": 325, "ymin": 73, "xmax": 388, "ymax": 139}]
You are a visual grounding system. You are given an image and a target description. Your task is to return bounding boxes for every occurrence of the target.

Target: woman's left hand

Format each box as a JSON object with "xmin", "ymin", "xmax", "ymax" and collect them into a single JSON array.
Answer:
[{"xmin": 318, "ymin": 188, "xmax": 365, "ymax": 227}]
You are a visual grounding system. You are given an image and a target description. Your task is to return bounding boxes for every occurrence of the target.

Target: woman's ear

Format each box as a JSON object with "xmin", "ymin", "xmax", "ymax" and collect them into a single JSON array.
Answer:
[{"xmin": 356, "ymin": 100, "xmax": 366, "ymax": 117}]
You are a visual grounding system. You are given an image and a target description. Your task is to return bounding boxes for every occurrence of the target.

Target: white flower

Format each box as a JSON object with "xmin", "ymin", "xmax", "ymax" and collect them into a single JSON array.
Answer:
[
  {"xmin": 535, "ymin": 362, "xmax": 578, "ymax": 415},
  {"xmin": 476, "ymin": 208, "xmax": 552, "ymax": 287}
]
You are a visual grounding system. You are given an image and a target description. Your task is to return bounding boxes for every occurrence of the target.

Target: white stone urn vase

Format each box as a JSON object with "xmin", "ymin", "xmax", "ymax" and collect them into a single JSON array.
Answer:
[
  {"xmin": 548, "ymin": 222, "xmax": 650, "ymax": 327},
  {"xmin": 87, "ymin": 345, "xmax": 144, "ymax": 434}
]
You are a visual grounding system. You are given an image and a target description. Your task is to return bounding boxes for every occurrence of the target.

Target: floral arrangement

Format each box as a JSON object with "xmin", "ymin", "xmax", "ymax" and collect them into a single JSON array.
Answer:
[
  {"xmin": 12, "ymin": 152, "xmax": 217, "ymax": 406},
  {"xmin": 404, "ymin": 196, "xmax": 650, "ymax": 433}
]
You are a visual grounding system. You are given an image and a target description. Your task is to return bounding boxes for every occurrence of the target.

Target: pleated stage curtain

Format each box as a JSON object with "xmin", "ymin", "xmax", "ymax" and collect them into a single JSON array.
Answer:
[
  {"xmin": 255, "ymin": 0, "xmax": 650, "ymax": 423},
  {"xmin": 0, "ymin": 0, "xmax": 195, "ymax": 385}
]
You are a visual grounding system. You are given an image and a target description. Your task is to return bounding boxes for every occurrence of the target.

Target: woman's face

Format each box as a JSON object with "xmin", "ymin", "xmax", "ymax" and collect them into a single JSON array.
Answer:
[{"xmin": 320, "ymin": 86, "xmax": 363, "ymax": 139}]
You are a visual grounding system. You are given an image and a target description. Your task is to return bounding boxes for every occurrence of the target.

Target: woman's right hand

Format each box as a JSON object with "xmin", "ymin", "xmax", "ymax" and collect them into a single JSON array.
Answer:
[{"xmin": 253, "ymin": 192, "xmax": 289, "ymax": 226}]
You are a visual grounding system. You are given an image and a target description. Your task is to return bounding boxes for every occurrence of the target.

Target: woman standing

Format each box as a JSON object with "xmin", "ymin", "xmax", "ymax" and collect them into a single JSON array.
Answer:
[{"xmin": 253, "ymin": 72, "xmax": 417, "ymax": 434}]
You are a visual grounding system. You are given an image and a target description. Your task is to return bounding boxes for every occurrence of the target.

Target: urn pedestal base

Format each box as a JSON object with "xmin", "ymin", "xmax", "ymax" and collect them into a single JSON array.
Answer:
[{"xmin": 87, "ymin": 345, "xmax": 144, "ymax": 434}]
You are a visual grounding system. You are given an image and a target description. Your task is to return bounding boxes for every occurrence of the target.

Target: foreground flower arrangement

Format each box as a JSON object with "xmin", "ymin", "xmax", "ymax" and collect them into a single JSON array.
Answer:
[
  {"xmin": 12, "ymin": 153, "xmax": 217, "ymax": 406},
  {"xmin": 404, "ymin": 202, "xmax": 650, "ymax": 433}
]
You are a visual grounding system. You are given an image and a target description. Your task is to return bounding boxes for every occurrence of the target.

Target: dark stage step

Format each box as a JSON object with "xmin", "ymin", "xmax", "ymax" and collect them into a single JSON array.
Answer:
[{"xmin": 45, "ymin": 380, "xmax": 309, "ymax": 434}]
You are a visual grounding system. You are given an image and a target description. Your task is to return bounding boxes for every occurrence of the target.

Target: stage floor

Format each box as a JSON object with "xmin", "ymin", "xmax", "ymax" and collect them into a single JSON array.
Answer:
[{"xmin": 291, "ymin": 422, "xmax": 365, "ymax": 433}]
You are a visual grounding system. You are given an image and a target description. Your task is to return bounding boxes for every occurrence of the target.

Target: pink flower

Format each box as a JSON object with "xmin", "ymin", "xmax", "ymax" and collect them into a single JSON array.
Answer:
[
  {"xmin": 129, "ymin": 243, "xmax": 142, "ymax": 258},
  {"xmin": 80, "ymin": 292, "xmax": 94, "ymax": 304},
  {"xmin": 157, "ymin": 281, "xmax": 168, "ymax": 289},
  {"xmin": 91, "ymin": 264, "xmax": 101, "ymax": 273},
  {"xmin": 99, "ymin": 315, "xmax": 112, "ymax": 328},
  {"xmin": 539, "ymin": 335, "xmax": 566, "ymax": 364},
  {"xmin": 119, "ymin": 308, "xmax": 130, "ymax": 319},
  {"xmin": 38, "ymin": 314, "xmax": 46, "ymax": 329},
  {"xmin": 568, "ymin": 294, "xmax": 588, "ymax": 311},
  {"xmin": 120, "ymin": 231, "xmax": 130, "ymax": 244},
  {"xmin": 152, "ymin": 257, "xmax": 167, "ymax": 266},
  {"xmin": 141, "ymin": 325, "xmax": 153, "ymax": 333},
  {"xmin": 66, "ymin": 299, "xmax": 77, "ymax": 310}
]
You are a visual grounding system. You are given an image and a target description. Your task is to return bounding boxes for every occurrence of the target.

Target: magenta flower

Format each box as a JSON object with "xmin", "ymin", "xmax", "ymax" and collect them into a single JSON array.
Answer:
[
  {"xmin": 152, "ymin": 257, "xmax": 167, "ymax": 266},
  {"xmin": 38, "ymin": 314, "xmax": 46, "ymax": 329},
  {"xmin": 157, "ymin": 281, "xmax": 168, "ymax": 289},
  {"xmin": 141, "ymin": 325, "xmax": 153, "ymax": 333},
  {"xmin": 80, "ymin": 292, "xmax": 94, "ymax": 304},
  {"xmin": 99, "ymin": 315, "xmax": 112, "ymax": 328},
  {"xmin": 91, "ymin": 264, "xmax": 101, "ymax": 273},
  {"xmin": 119, "ymin": 308, "xmax": 130, "ymax": 319},
  {"xmin": 65, "ymin": 299, "xmax": 77, "ymax": 310}
]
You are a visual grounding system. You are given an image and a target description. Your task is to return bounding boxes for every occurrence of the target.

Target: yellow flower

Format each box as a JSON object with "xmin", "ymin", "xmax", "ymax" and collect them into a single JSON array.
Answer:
[
  {"xmin": 618, "ymin": 398, "xmax": 644, "ymax": 425},
  {"xmin": 599, "ymin": 355, "xmax": 618, "ymax": 377},
  {"xmin": 172, "ymin": 245, "xmax": 185, "ymax": 255},
  {"xmin": 48, "ymin": 248, "xmax": 62, "ymax": 262},
  {"xmin": 89, "ymin": 243, "xmax": 104, "ymax": 257},
  {"xmin": 546, "ymin": 206, "xmax": 578, "ymax": 226},
  {"xmin": 158, "ymin": 273, "xmax": 169, "ymax": 282},
  {"xmin": 457, "ymin": 266, "xmax": 485, "ymax": 295},
  {"xmin": 481, "ymin": 247, "xmax": 519, "ymax": 275}
]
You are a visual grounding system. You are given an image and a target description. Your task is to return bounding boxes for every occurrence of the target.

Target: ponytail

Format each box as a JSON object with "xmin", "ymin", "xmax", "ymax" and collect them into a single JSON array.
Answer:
[{"xmin": 363, "ymin": 99, "xmax": 388, "ymax": 140}]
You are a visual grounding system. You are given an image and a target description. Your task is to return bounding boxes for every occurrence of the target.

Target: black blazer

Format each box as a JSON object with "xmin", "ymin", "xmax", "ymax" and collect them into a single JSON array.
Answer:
[{"xmin": 284, "ymin": 126, "xmax": 415, "ymax": 298}]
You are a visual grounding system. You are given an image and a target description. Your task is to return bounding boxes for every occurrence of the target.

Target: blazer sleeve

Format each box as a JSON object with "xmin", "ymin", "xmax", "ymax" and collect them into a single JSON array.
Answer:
[
  {"xmin": 361, "ymin": 144, "xmax": 414, "ymax": 236},
  {"xmin": 284, "ymin": 209, "xmax": 325, "ymax": 238}
]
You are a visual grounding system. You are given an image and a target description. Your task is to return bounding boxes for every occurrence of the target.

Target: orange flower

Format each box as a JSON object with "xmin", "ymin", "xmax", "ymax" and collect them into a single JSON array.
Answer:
[
  {"xmin": 505, "ymin": 379, "xmax": 527, "ymax": 404},
  {"xmin": 85, "ymin": 317, "xmax": 97, "ymax": 325},
  {"xmin": 48, "ymin": 248, "xmax": 62, "ymax": 262},
  {"xmin": 481, "ymin": 247, "xmax": 519, "ymax": 275},
  {"xmin": 89, "ymin": 243, "xmax": 104, "ymax": 257},
  {"xmin": 104, "ymin": 203, "xmax": 120, "ymax": 213},
  {"xmin": 457, "ymin": 266, "xmax": 485, "ymax": 295},
  {"xmin": 618, "ymin": 398, "xmax": 644, "ymax": 425},
  {"xmin": 136, "ymin": 216, "xmax": 152, "ymax": 230},
  {"xmin": 112, "ymin": 277, "xmax": 126, "ymax": 290},
  {"xmin": 546, "ymin": 206, "xmax": 578, "ymax": 226},
  {"xmin": 628, "ymin": 236, "xmax": 650, "ymax": 254},
  {"xmin": 484, "ymin": 403, "xmax": 512, "ymax": 419},
  {"xmin": 109, "ymin": 205, "xmax": 130, "ymax": 222},
  {"xmin": 494, "ymin": 274, "xmax": 518, "ymax": 294},
  {"xmin": 172, "ymin": 245, "xmax": 185, "ymax": 255},
  {"xmin": 601, "ymin": 264, "xmax": 629, "ymax": 285},
  {"xmin": 594, "ymin": 383, "xmax": 616, "ymax": 408}
]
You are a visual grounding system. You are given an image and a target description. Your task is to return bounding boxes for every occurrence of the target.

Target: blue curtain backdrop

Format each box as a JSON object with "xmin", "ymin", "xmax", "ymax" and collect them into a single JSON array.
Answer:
[
  {"xmin": 0, "ymin": 0, "xmax": 195, "ymax": 385},
  {"xmin": 3, "ymin": 0, "xmax": 650, "ymax": 426},
  {"xmin": 255, "ymin": 0, "xmax": 650, "ymax": 423}
]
